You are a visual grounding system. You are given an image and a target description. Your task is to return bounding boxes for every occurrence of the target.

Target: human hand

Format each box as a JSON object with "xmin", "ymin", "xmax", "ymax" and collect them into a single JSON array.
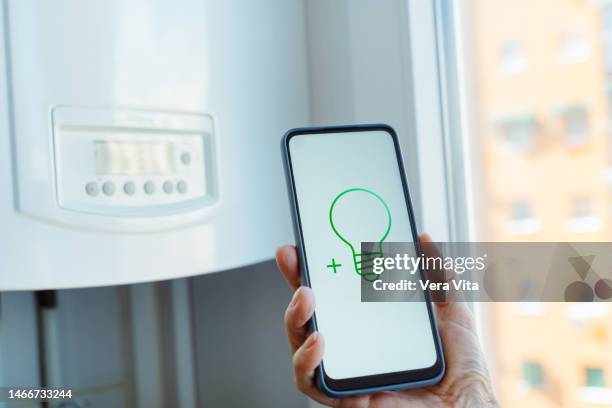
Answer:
[{"xmin": 275, "ymin": 234, "xmax": 499, "ymax": 408}]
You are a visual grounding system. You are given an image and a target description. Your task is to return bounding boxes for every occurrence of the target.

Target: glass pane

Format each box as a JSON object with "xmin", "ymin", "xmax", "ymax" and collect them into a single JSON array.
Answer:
[
  {"xmin": 586, "ymin": 367, "xmax": 606, "ymax": 387},
  {"xmin": 522, "ymin": 361, "xmax": 544, "ymax": 389},
  {"xmin": 458, "ymin": 0, "xmax": 612, "ymax": 406}
]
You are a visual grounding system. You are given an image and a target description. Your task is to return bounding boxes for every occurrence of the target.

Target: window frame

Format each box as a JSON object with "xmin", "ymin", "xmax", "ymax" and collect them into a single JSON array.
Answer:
[{"xmin": 428, "ymin": 0, "xmax": 499, "ymax": 389}]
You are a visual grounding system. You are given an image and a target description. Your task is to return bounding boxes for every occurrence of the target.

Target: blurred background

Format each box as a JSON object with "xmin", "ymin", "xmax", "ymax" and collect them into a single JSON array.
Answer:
[
  {"xmin": 460, "ymin": 0, "xmax": 612, "ymax": 407},
  {"xmin": 1, "ymin": 0, "xmax": 611, "ymax": 407}
]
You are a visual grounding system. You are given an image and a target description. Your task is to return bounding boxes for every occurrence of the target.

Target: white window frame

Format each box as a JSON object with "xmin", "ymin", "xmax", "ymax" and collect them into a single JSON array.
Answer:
[
  {"xmin": 411, "ymin": 0, "xmax": 500, "ymax": 390},
  {"xmin": 428, "ymin": 0, "xmax": 500, "ymax": 389}
]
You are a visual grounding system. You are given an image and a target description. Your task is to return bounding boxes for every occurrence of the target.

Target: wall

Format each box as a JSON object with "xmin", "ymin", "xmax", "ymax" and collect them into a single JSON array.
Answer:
[{"xmin": 192, "ymin": 262, "xmax": 306, "ymax": 407}]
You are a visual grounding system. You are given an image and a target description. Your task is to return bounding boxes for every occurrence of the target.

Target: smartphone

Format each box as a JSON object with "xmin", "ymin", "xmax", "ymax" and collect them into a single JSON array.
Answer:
[{"xmin": 281, "ymin": 124, "xmax": 445, "ymax": 397}]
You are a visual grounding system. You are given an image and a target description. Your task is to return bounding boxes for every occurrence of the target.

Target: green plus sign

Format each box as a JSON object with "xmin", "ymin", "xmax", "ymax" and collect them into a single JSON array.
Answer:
[{"xmin": 326, "ymin": 258, "xmax": 342, "ymax": 273}]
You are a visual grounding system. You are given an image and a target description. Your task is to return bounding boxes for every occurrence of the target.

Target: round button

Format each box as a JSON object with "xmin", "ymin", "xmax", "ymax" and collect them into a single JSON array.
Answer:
[
  {"xmin": 180, "ymin": 152, "xmax": 191, "ymax": 165},
  {"xmin": 177, "ymin": 180, "xmax": 188, "ymax": 194},
  {"xmin": 163, "ymin": 180, "xmax": 174, "ymax": 194},
  {"xmin": 85, "ymin": 182, "xmax": 99, "ymax": 197},
  {"xmin": 102, "ymin": 181, "xmax": 115, "ymax": 196},
  {"xmin": 123, "ymin": 181, "xmax": 136, "ymax": 195},
  {"xmin": 144, "ymin": 181, "xmax": 155, "ymax": 195}
]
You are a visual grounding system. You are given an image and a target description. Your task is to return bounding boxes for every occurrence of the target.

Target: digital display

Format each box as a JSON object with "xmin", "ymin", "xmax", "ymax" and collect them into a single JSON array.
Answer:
[
  {"xmin": 289, "ymin": 131, "xmax": 437, "ymax": 380},
  {"xmin": 95, "ymin": 141, "xmax": 175, "ymax": 175}
]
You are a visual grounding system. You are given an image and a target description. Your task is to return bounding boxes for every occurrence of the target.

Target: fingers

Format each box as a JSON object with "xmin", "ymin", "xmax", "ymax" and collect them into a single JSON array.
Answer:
[
  {"xmin": 276, "ymin": 247, "xmax": 336, "ymax": 405},
  {"xmin": 293, "ymin": 332, "xmax": 337, "ymax": 406},
  {"xmin": 284, "ymin": 288, "xmax": 336, "ymax": 406},
  {"xmin": 285, "ymin": 286, "xmax": 316, "ymax": 352},
  {"xmin": 419, "ymin": 233, "xmax": 462, "ymax": 304},
  {"xmin": 419, "ymin": 233, "xmax": 441, "ymax": 261},
  {"xmin": 276, "ymin": 245, "xmax": 301, "ymax": 290},
  {"xmin": 293, "ymin": 332, "xmax": 323, "ymax": 391}
]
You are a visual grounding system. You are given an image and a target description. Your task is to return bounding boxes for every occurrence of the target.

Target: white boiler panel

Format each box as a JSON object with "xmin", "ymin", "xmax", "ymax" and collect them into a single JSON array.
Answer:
[{"xmin": 0, "ymin": 0, "xmax": 310, "ymax": 289}]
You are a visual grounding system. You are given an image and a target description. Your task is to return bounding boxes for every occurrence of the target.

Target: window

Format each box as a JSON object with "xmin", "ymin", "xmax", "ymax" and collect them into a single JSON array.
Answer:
[
  {"xmin": 607, "ymin": 84, "xmax": 612, "ymax": 164},
  {"xmin": 577, "ymin": 367, "xmax": 611, "ymax": 404},
  {"xmin": 602, "ymin": 7, "xmax": 612, "ymax": 73},
  {"xmin": 557, "ymin": 30, "xmax": 591, "ymax": 65},
  {"xmin": 586, "ymin": 367, "xmax": 606, "ymax": 388},
  {"xmin": 512, "ymin": 202, "xmax": 532, "ymax": 220},
  {"xmin": 508, "ymin": 201, "xmax": 539, "ymax": 235},
  {"xmin": 496, "ymin": 114, "xmax": 537, "ymax": 152},
  {"xmin": 512, "ymin": 302, "xmax": 548, "ymax": 316},
  {"xmin": 566, "ymin": 303, "xmax": 610, "ymax": 320},
  {"xmin": 522, "ymin": 361, "xmax": 544, "ymax": 389},
  {"xmin": 560, "ymin": 106, "xmax": 589, "ymax": 147},
  {"xmin": 566, "ymin": 197, "xmax": 601, "ymax": 233},
  {"xmin": 572, "ymin": 197, "xmax": 593, "ymax": 219},
  {"xmin": 437, "ymin": 0, "xmax": 612, "ymax": 406},
  {"xmin": 499, "ymin": 40, "xmax": 528, "ymax": 75}
]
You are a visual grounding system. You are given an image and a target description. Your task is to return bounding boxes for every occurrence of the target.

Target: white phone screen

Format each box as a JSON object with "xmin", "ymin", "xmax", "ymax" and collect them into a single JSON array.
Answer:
[{"xmin": 289, "ymin": 130, "xmax": 437, "ymax": 380}]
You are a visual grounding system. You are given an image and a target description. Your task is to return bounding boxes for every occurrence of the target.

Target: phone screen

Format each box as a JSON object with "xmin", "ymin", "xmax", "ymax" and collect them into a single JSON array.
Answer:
[{"xmin": 287, "ymin": 128, "xmax": 438, "ymax": 382}]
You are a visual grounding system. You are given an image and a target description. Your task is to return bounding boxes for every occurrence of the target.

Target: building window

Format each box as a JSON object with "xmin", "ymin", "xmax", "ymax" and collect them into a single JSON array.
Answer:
[
  {"xmin": 507, "ymin": 201, "xmax": 540, "ymax": 235},
  {"xmin": 512, "ymin": 302, "xmax": 548, "ymax": 316},
  {"xmin": 586, "ymin": 367, "xmax": 606, "ymax": 388},
  {"xmin": 559, "ymin": 106, "xmax": 589, "ymax": 147},
  {"xmin": 603, "ymin": 7, "xmax": 612, "ymax": 73},
  {"xmin": 607, "ymin": 84, "xmax": 612, "ymax": 163},
  {"xmin": 512, "ymin": 202, "xmax": 532, "ymax": 220},
  {"xmin": 566, "ymin": 303, "xmax": 610, "ymax": 320},
  {"xmin": 557, "ymin": 30, "xmax": 591, "ymax": 65},
  {"xmin": 572, "ymin": 198, "xmax": 593, "ymax": 219},
  {"xmin": 566, "ymin": 197, "xmax": 601, "ymax": 233},
  {"xmin": 499, "ymin": 40, "xmax": 528, "ymax": 75},
  {"xmin": 577, "ymin": 367, "xmax": 612, "ymax": 404},
  {"xmin": 495, "ymin": 113, "xmax": 537, "ymax": 152},
  {"xmin": 522, "ymin": 361, "xmax": 544, "ymax": 389}
]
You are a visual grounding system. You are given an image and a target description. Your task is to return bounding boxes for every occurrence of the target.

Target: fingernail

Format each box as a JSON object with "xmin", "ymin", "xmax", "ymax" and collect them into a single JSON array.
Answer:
[{"xmin": 289, "ymin": 287, "xmax": 302, "ymax": 308}]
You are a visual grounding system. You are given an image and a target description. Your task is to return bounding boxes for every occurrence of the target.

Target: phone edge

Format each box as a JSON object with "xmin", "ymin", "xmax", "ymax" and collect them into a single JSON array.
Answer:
[{"xmin": 280, "ymin": 124, "xmax": 446, "ymax": 398}]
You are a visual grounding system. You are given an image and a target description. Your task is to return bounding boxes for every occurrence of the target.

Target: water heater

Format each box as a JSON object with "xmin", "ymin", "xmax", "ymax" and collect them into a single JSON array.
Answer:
[{"xmin": 0, "ymin": 0, "xmax": 310, "ymax": 289}]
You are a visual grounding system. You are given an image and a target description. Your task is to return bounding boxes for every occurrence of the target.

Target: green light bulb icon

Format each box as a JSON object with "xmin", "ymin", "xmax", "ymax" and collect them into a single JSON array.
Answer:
[{"xmin": 329, "ymin": 188, "xmax": 392, "ymax": 282}]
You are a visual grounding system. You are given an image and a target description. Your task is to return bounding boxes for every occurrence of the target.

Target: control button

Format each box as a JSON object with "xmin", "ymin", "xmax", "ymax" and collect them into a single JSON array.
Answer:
[
  {"xmin": 177, "ymin": 180, "xmax": 188, "ymax": 194},
  {"xmin": 180, "ymin": 152, "xmax": 191, "ymax": 165},
  {"xmin": 102, "ymin": 181, "xmax": 115, "ymax": 196},
  {"xmin": 123, "ymin": 181, "xmax": 136, "ymax": 195},
  {"xmin": 144, "ymin": 181, "xmax": 155, "ymax": 195},
  {"xmin": 163, "ymin": 180, "xmax": 174, "ymax": 194},
  {"xmin": 85, "ymin": 182, "xmax": 99, "ymax": 197}
]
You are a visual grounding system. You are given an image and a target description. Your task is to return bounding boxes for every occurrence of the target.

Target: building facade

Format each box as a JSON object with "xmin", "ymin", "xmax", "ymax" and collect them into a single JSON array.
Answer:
[{"xmin": 472, "ymin": 0, "xmax": 612, "ymax": 406}]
